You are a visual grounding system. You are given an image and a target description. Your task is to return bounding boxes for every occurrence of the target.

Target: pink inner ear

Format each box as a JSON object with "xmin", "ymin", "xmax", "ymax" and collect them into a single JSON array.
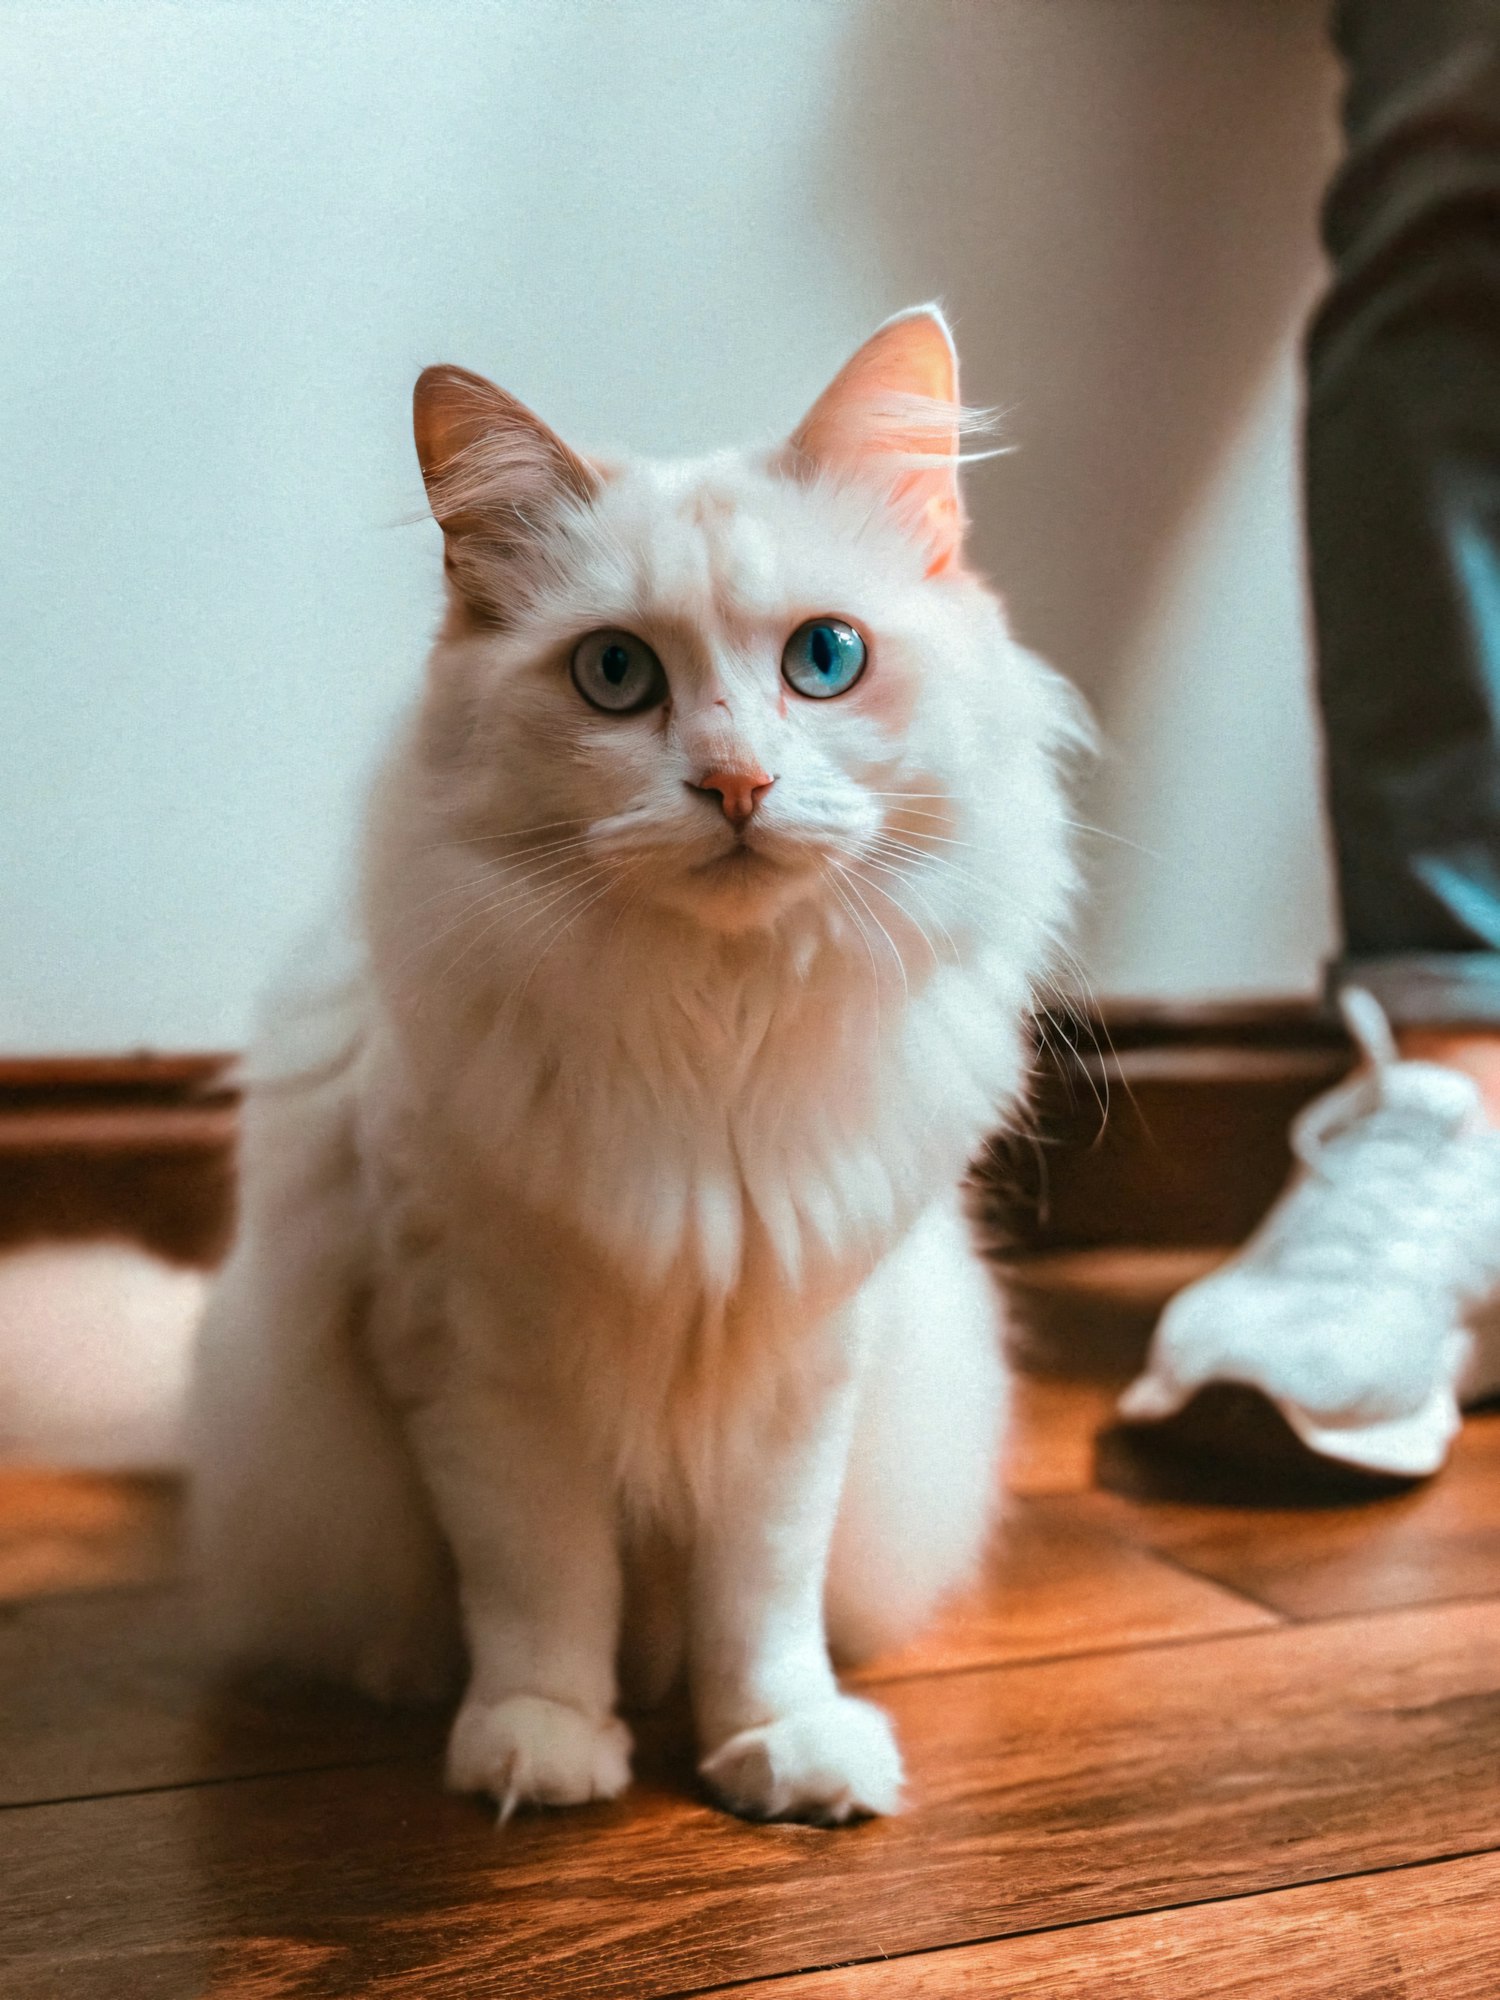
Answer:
[
  {"xmin": 826, "ymin": 322, "xmax": 955, "ymax": 427},
  {"xmin": 908, "ymin": 486, "xmax": 963, "ymax": 577},
  {"xmin": 790, "ymin": 309, "xmax": 966, "ymax": 573},
  {"xmin": 792, "ymin": 312, "xmax": 958, "ymax": 464}
]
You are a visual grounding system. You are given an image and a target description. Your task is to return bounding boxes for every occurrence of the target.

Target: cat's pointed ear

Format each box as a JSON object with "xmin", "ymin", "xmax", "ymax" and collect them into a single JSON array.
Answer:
[
  {"xmin": 784, "ymin": 305, "xmax": 967, "ymax": 577},
  {"xmin": 413, "ymin": 365, "xmax": 600, "ymax": 623}
]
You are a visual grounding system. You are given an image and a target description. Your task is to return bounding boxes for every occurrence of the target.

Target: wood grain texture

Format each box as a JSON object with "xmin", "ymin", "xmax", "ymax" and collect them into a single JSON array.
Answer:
[
  {"xmin": 5, "ymin": 1600, "xmax": 1500, "ymax": 2000},
  {"xmin": 5, "ymin": 1235, "xmax": 1498, "ymax": 1998},
  {"xmin": 0, "ymin": 1005, "xmax": 1353, "ymax": 1266},
  {"xmin": 0, "ymin": 1056, "xmax": 234, "ymax": 1098},
  {"xmin": 724, "ymin": 1851, "xmax": 1500, "ymax": 1998},
  {"xmin": 985, "ymin": 1040, "xmax": 1349, "ymax": 1251},
  {"xmin": 849, "ymin": 1494, "xmax": 1275, "ymax": 1685},
  {"xmin": 0, "ymin": 1059, "xmax": 238, "ymax": 1261},
  {"xmin": 0, "ymin": 1587, "xmax": 443, "ymax": 1810},
  {"xmin": 1004, "ymin": 1247, "xmax": 1223, "ymax": 1385},
  {"xmin": 1003, "ymin": 1374, "xmax": 1120, "ymax": 1495},
  {"xmin": 0, "ymin": 1470, "xmax": 179, "ymax": 1602},
  {"xmin": 1083, "ymin": 1408, "xmax": 1500, "ymax": 1620},
  {"xmin": 0, "ymin": 1485, "xmax": 1266, "ymax": 1808}
]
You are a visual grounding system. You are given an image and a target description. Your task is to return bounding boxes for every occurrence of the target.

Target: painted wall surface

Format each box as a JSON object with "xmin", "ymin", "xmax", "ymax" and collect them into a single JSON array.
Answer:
[{"xmin": 1, "ymin": 1, "xmax": 1340, "ymax": 1051}]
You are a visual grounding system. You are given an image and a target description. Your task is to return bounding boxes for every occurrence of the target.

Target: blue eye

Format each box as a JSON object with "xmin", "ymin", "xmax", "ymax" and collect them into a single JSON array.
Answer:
[
  {"xmin": 782, "ymin": 618, "xmax": 867, "ymax": 700},
  {"xmin": 570, "ymin": 629, "xmax": 667, "ymax": 714}
]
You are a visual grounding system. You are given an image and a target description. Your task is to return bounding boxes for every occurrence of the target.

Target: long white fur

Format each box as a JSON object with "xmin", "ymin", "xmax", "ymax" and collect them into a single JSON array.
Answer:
[{"xmin": 192, "ymin": 307, "xmax": 1083, "ymax": 1824}]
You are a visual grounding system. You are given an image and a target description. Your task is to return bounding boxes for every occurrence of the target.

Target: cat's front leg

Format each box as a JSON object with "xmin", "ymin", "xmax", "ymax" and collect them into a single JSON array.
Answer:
[
  {"xmin": 405, "ymin": 1385, "xmax": 630, "ymax": 1818},
  {"xmin": 691, "ymin": 1372, "xmax": 903, "ymax": 1825}
]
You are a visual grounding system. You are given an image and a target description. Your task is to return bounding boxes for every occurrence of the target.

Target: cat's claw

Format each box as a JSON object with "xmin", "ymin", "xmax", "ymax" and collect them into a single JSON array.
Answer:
[
  {"xmin": 446, "ymin": 1694, "xmax": 632, "ymax": 1816},
  {"xmin": 699, "ymin": 1694, "xmax": 903, "ymax": 1824}
]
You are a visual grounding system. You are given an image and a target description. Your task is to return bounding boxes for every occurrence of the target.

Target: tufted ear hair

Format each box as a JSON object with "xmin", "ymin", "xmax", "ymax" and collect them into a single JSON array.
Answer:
[
  {"xmin": 783, "ymin": 305, "xmax": 971, "ymax": 577},
  {"xmin": 413, "ymin": 365, "xmax": 600, "ymax": 623}
]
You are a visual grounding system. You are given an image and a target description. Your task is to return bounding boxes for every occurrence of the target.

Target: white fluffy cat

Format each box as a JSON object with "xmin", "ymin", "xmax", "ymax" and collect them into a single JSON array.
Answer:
[{"xmin": 191, "ymin": 305, "xmax": 1081, "ymax": 1825}]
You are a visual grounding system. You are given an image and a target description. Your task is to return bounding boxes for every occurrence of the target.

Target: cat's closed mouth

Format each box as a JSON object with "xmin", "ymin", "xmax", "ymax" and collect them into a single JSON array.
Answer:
[{"xmin": 697, "ymin": 843, "xmax": 778, "ymax": 874}]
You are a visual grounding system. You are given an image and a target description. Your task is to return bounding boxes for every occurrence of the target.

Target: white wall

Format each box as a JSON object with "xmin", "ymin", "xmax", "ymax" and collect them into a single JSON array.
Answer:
[{"xmin": 1, "ymin": 0, "xmax": 1340, "ymax": 1052}]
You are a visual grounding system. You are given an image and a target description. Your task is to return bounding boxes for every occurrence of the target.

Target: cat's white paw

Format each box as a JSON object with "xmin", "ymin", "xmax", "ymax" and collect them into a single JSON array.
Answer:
[
  {"xmin": 445, "ymin": 1694, "xmax": 632, "ymax": 1818},
  {"xmin": 699, "ymin": 1694, "xmax": 904, "ymax": 1824}
]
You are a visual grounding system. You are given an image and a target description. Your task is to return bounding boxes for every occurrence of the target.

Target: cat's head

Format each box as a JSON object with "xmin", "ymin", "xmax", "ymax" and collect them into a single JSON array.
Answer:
[{"xmin": 406, "ymin": 307, "xmax": 1079, "ymax": 960}]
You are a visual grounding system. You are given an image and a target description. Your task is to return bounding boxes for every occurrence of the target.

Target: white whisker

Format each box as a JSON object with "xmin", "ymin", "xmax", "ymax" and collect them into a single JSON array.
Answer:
[
  {"xmin": 825, "ymin": 868, "xmax": 883, "ymax": 1045},
  {"xmin": 442, "ymin": 816, "xmax": 591, "ymax": 848},
  {"xmin": 1062, "ymin": 818, "xmax": 1162, "ymax": 859},
  {"xmin": 505, "ymin": 861, "xmax": 641, "ymax": 1015},
  {"xmin": 434, "ymin": 861, "xmax": 609, "ymax": 988},
  {"xmin": 834, "ymin": 862, "xmax": 908, "ymax": 1008},
  {"xmin": 850, "ymin": 854, "xmax": 956, "ymax": 975}
]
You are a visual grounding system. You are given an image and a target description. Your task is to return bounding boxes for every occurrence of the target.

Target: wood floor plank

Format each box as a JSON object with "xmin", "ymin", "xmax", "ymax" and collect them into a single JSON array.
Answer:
[
  {"xmin": 0, "ymin": 1491, "xmax": 1267, "ymax": 1809},
  {"xmin": 0, "ymin": 1469, "xmax": 179, "ymax": 1602},
  {"xmin": 1003, "ymin": 1375, "xmax": 1119, "ymax": 1497},
  {"xmin": 849, "ymin": 1495, "xmax": 1274, "ymax": 1686},
  {"xmin": 1084, "ymin": 1408, "xmax": 1500, "ymax": 1619},
  {"xmin": 5, "ymin": 1600, "xmax": 1499, "ymax": 2000},
  {"xmin": 0, "ymin": 1588, "xmax": 443, "ymax": 1809},
  {"xmin": 1004, "ymin": 1248, "xmax": 1221, "ymax": 1385},
  {"xmin": 722, "ymin": 1849, "xmax": 1500, "ymax": 1998}
]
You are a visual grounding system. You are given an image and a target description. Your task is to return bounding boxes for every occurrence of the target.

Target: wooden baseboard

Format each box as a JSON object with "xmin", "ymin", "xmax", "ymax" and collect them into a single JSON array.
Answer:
[
  {"xmin": 981, "ymin": 1003, "xmax": 1350, "ymax": 1251},
  {"xmin": 0, "ymin": 1056, "xmax": 238, "ymax": 1265},
  {"xmin": 0, "ymin": 1005, "xmax": 1351, "ymax": 1265}
]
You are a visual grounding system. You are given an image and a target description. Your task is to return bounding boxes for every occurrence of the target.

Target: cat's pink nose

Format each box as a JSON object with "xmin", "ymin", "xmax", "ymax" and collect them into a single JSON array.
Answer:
[{"xmin": 690, "ymin": 767, "xmax": 775, "ymax": 828}]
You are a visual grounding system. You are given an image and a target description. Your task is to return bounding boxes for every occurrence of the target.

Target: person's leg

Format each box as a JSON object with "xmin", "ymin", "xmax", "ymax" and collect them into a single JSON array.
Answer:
[
  {"xmin": 1121, "ymin": 0, "xmax": 1500, "ymax": 1482},
  {"xmin": 1311, "ymin": 0, "xmax": 1500, "ymax": 1037}
]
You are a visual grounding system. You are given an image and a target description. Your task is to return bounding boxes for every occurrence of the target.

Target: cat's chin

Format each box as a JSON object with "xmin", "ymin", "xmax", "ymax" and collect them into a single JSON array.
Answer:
[{"xmin": 655, "ymin": 846, "xmax": 818, "ymax": 933}]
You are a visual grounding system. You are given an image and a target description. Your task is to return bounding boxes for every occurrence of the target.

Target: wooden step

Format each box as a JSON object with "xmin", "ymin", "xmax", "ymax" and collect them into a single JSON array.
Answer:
[
  {"xmin": 0, "ymin": 1004, "xmax": 1351, "ymax": 1262},
  {"xmin": 4, "ymin": 1600, "xmax": 1498, "ymax": 1999}
]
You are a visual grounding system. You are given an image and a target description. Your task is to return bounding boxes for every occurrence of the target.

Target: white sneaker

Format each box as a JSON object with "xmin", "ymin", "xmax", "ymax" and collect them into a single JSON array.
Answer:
[{"xmin": 1118, "ymin": 991, "xmax": 1500, "ymax": 1480}]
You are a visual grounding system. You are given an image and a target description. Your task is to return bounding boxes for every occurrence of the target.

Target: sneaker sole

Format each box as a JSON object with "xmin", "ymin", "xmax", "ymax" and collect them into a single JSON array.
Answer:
[{"xmin": 1110, "ymin": 1382, "xmax": 1443, "ymax": 1502}]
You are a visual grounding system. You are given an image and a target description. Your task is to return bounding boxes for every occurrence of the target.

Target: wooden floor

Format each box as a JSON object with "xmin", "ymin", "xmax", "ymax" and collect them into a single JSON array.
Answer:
[{"xmin": 3, "ymin": 1252, "xmax": 1500, "ymax": 1997}]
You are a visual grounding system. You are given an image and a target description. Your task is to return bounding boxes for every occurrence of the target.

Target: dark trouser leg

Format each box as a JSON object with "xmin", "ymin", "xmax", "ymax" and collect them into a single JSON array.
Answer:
[{"xmin": 1312, "ymin": 0, "xmax": 1500, "ymax": 1024}]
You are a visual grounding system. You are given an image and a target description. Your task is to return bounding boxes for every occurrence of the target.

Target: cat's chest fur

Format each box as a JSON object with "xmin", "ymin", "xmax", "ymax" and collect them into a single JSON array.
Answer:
[
  {"xmin": 355, "ymin": 938, "xmax": 1019, "ymax": 1512},
  {"xmin": 423, "ymin": 927, "xmax": 1011, "ymax": 1295}
]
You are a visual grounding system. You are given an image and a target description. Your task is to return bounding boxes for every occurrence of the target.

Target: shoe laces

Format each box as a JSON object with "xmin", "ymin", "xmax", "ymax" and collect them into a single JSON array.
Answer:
[{"xmin": 1263, "ymin": 991, "xmax": 1499, "ymax": 1291}]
